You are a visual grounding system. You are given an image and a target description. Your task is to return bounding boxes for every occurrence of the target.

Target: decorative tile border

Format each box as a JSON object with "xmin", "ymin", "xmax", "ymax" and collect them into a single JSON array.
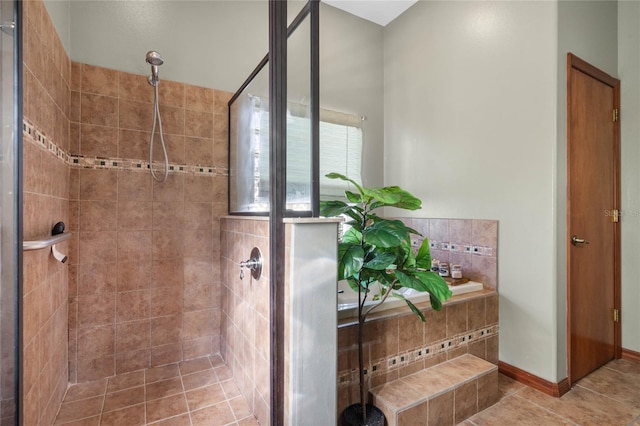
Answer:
[
  {"xmin": 23, "ymin": 120, "xmax": 229, "ymax": 177},
  {"xmin": 429, "ymin": 240, "xmax": 495, "ymax": 257},
  {"xmin": 337, "ymin": 323, "xmax": 499, "ymax": 387}
]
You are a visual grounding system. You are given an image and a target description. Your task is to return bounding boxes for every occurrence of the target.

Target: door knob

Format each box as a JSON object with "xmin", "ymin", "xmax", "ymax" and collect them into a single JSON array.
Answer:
[{"xmin": 571, "ymin": 235, "xmax": 589, "ymax": 246}]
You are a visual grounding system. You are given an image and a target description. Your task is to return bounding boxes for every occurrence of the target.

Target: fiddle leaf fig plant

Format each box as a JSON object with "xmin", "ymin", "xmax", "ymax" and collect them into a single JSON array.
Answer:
[{"xmin": 320, "ymin": 173, "xmax": 452, "ymax": 425}]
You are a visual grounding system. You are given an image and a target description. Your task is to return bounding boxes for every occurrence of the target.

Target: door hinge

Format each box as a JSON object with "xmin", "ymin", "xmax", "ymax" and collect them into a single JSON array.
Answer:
[
  {"xmin": 613, "ymin": 308, "xmax": 620, "ymax": 323},
  {"xmin": 612, "ymin": 209, "xmax": 619, "ymax": 223},
  {"xmin": 613, "ymin": 108, "xmax": 619, "ymax": 122}
]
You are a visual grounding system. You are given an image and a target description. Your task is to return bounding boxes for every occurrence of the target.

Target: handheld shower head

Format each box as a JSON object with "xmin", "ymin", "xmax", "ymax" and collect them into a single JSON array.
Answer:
[
  {"xmin": 146, "ymin": 51, "xmax": 164, "ymax": 66},
  {"xmin": 146, "ymin": 51, "xmax": 164, "ymax": 86}
]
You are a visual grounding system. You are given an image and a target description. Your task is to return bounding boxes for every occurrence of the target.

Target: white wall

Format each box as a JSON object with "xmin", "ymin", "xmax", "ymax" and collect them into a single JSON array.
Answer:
[
  {"xmin": 68, "ymin": 1, "xmax": 268, "ymax": 92},
  {"xmin": 384, "ymin": 1, "xmax": 560, "ymax": 381},
  {"xmin": 619, "ymin": 1, "xmax": 640, "ymax": 353}
]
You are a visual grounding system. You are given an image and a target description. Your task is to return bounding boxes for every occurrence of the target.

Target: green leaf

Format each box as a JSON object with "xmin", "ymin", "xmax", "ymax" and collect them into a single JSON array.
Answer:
[
  {"xmin": 345, "ymin": 191, "xmax": 362, "ymax": 203},
  {"xmin": 338, "ymin": 245, "xmax": 364, "ymax": 280},
  {"xmin": 363, "ymin": 251, "xmax": 397, "ymax": 270},
  {"xmin": 341, "ymin": 227, "xmax": 362, "ymax": 245},
  {"xmin": 390, "ymin": 292, "xmax": 426, "ymax": 322},
  {"xmin": 346, "ymin": 278, "xmax": 361, "ymax": 293},
  {"xmin": 369, "ymin": 187, "xmax": 422, "ymax": 211},
  {"xmin": 394, "ymin": 270, "xmax": 429, "ymax": 292},
  {"xmin": 325, "ymin": 173, "xmax": 364, "ymax": 195},
  {"xmin": 319, "ymin": 200, "xmax": 351, "ymax": 217},
  {"xmin": 362, "ymin": 187, "xmax": 403, "ymax": 205},
  {"xmin": 429, "ymin": 293, "xmax": 443, "ymax": 311},
  {"xmin": 363, "ymin": 220, "xmax": 410, "ymax": 248},
  {"xmin": 415, "ymin": 239, "xmax": 432, "ymax": 269},
  {"xmin": 414, "ymin": 271, "xmax": 452, "ymax": 302}
]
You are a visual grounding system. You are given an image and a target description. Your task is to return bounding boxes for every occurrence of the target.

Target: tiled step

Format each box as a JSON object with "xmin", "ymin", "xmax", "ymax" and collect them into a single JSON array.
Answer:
[{"xmin": 370, "ymin": 354, "xmax": 499, "ymax": 426}]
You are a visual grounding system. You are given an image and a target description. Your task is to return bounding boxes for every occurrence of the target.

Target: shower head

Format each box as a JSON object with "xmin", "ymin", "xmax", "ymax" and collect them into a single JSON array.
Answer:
[
  {"xmin": 146, "ymin": 51, "xmax": 164, "ymax": 66},
  {"xmin": 146, "ymin": 51, "xmax": 164, "ymax": 86}
]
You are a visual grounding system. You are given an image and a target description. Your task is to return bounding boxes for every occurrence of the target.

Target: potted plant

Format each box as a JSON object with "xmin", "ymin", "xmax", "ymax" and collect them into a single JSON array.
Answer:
[{"xmin": 320, "ymin": 173, "xmax": 452, "ymax": 426}]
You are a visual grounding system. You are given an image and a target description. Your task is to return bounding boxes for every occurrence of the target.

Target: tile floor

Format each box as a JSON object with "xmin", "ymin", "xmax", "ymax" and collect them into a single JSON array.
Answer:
[
  {"xmin": 55, "ymin": 356, "xmax": 640, "ymax": 425},
  {"xmin": 54, "ymin": 355, "xmax": 259, "ymax": 426},
  {"xmin": 464, "ymin": 358, "xmax": 640, "ymax": 425}
]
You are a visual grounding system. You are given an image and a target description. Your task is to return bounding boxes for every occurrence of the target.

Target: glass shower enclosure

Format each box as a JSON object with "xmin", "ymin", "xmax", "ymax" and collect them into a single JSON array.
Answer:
[
  {"xmin": 0, "ymin": 0, "xmax": 21, "ymax": 423},
  {"xmin": 228, "ymin": 1, "xmax": 318, "ymax": 216}
]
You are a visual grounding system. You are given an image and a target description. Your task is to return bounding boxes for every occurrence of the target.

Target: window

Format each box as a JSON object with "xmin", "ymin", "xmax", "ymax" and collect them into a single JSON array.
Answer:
[{"xmin": 231, "ymin": 94, "xmax": 363, "ymax": 213}]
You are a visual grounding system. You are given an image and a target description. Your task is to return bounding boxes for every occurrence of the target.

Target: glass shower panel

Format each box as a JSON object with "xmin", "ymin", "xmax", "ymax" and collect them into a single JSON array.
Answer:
[
  {"xmin": 0, "ymin": 0, "xmax": 19, "ymax": 423},
  {"xmin": 285, "ymin": 13, "xmax": 311, "ymax": 211},
  {"xmin": 229, "ymin": 9, "xmax": 313, "ymax": 214},
  {"xmin": 229, "ymin": 64, "xmax": 270, "ymax": 213}
]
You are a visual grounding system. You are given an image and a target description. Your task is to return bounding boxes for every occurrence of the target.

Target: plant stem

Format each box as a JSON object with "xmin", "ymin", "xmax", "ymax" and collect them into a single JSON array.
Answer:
[{"xmin": 358, "ymin": 294, "xmax": 366, "ymax": 424}]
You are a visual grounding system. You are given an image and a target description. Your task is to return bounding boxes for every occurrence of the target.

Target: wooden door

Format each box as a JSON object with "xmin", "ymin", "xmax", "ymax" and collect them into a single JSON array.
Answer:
[{"xmin": 567, "ymin": 53, "xmax": 621, "ymax": 384}]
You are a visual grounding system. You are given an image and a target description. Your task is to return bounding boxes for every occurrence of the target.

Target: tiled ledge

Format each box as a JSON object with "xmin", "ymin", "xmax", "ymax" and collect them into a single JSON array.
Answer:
[{"xmin": 338, "ymin": 289, "xmax": 497, "ymax": 327}]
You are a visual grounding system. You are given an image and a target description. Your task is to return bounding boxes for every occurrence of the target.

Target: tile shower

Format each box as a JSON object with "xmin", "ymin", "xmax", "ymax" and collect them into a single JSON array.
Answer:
[{"xmin": 22, "ymin": 0, "xmax": 234, "ymax": 422}]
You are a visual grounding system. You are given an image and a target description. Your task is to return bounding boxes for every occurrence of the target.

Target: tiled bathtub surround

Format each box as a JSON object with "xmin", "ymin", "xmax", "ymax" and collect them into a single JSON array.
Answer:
[
  {"xmin": 337, "ymin": 291, "xmax": 499, "ymax": 417},
  {"xmin": 399, "ymin": 218, "xmax": 498, "ymax": 290},
  {"xmin": 336, "ymin": 218, "xmax": 499, "ymax": 418},
  {"xmin": 22, "ymin": 0, "xmax": 72, "ymax": 424},
  {"xmin": 67, "ymin": 62, "xmax": 232, "ymax": 382}
]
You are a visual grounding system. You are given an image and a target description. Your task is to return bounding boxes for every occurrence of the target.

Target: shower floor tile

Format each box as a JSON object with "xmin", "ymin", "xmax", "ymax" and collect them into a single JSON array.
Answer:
[{"xmin": 54, "ymin": 355, "xmax": 259, "ymax": 426}]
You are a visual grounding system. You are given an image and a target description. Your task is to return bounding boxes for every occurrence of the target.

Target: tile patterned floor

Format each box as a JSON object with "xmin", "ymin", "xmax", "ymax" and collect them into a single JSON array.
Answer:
[
  {"xmin": 55, "ymin": 356, "xmax": 640, "ymax": 425},
  {"xmin": 463, "ymin": 358, "xmax": 640, "ymax": 426},
  {"xmin": 54, "ymin": 355, "xmax": 259, "ymax": 426}
]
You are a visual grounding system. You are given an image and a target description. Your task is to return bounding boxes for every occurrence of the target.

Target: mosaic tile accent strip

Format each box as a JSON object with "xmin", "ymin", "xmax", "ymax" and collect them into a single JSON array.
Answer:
[
  {"xmin": 337, "ymin": 324, "xmax": 499, "ymax": 387},
  {"xmin": 23, "ymin": 120, "xmax": 229, "ymax": 177},
  {"xmin": 428, "ymin": 240, "xmax": 495, "ymax": 257}
]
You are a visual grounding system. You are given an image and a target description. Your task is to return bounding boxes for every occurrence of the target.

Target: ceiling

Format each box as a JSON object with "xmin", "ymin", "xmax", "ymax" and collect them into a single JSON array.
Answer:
[{"xmin": 322, "ymin": 0, "xmax": 418, "ymax": 27}]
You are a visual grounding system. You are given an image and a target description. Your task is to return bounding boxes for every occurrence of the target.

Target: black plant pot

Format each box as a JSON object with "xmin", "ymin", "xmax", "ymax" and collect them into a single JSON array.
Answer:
[{"xmin": 342, "ymin": 403, "xmax": 385, "ymax": 426}]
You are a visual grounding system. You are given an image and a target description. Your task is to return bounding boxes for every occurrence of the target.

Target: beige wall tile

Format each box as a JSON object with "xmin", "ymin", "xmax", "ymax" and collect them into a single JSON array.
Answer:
[
  {"xmin": 79, "ymin": 200, "xmax": 117, "ymax": 231},
  {"xmin": 185, "ymin": 110, "xmax": 214, "ymax": 139},
  {"xmin": 117, "ymin": 231, "xmax": 152, "ymax": 263},
  {"xmin": 81, "ymin": 64, "xmax": 119, "ymax": 97},
  {"xmin": 446, "ymin": 302, "xmax": 468, "ymax": 338},
  {"xmin": 80, "ymin": 169, "xmax": 118, "ymax": 201},
  {"xmin": 150, "ymin": 315, "xmax": 182, "ymax": 347},
  {"xmin": 118, "ymin": 129, "xmax": 151, "ymax": 161},
  {"xmin": 185, "ymin": 137, "xmax": 214, "ymax": 166},
  {"xmin": 78, "ymin": 293, "xmax": 115, "ymax": 327},
  {"xmin": 150, "ymin": 287, "xmax": 183, "ymax": 317},
  {"xmin": 151, "ymin": 343, "xmax": 182, "ymax": 367},
  {"xmin": 81, "ymin": 93, "xmax": 118, "ymax": 127},
  {"xmin": 116, "ymin": 320, "xmax": 151, "ymax": 353},
  {"xmin": 117, "ymin": 261, "xmax": 152, "ymax": 291},
  {"xmin": 185, "ymin": 85, "xmax": 214, "ymax": 113},
  {"xmin": 158, "ymin": 105, "xmax": 185, "ymax": 135},
  {"xmin": 77, "ymin": 356, "xmax": 115, "ymax": 382},
  {"xmin": 115, "ymin": 349, "xmax": 150, "ymax": 374},
  {"xmin": 118, "ymin": 72, "xmax": 153, "ymax": 104},
  {"xmin": 158, "ymin": 80, "xmax": 185, "ymax": 109},
  {"xmin": 80, "ymin": 124, "xmax": 118, "ymax": 158},
  {"xmin": 116, "ymin": 290, "xmax": 150, "ymax": 323},
  {"xmin": 118, "ymin": 99, "xmax": 152, "ymax": 132},
  {"xmin": 117, "ymin": 170, "xmax": 151, "ymax": 201},
  {"xmin": 77, "ymin": 262, "xmax": 117, "ymax": 295},
  {"xmin": 77, "ymin": 326, "xmax": 115, "ymax": 358},
  {"xmin": 185, "ymin": 175, "xmax": 214, "ymax": 202}
]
